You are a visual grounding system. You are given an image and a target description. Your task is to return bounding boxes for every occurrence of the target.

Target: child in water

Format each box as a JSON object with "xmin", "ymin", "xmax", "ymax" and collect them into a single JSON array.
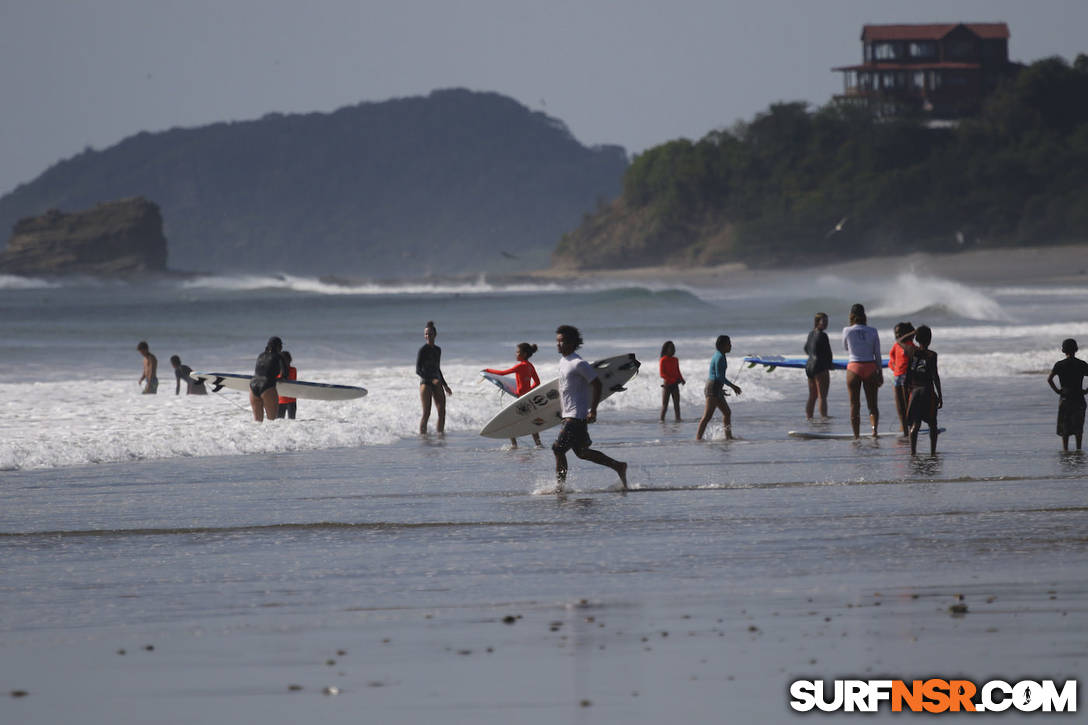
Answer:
[
  {"xmin": 658, "ymin": 340, "xmax": 685, "ymax": 422},
  {"xmin": 904, "ymin": 325, "xmax": 942, "ymax": 455},
  {"xmin": 1047, "ymin": 338, "xmax": 1088, "ymax": 451},
  {"xmin": 889, "ymin": 322, "xmax": 916, "ymax": 436},
  {"xmin": 696, "ymin": 335, "xmax": 742, "ymax": 440},
  {"xmin": 484, "ymin": 342, "xmax": 542, "ymax": 447}
]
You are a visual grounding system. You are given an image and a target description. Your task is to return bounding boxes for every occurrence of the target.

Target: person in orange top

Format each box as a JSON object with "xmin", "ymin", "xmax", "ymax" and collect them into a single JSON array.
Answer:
[
  {"xmin": 276, "ymin": 350, "xmax": 298, "ymax": 420},
  {"xmin": 484, "ymin": 342, "xmax": 542, "ymax": 447},
  {"xmin": 889, "ymin": 322, "xmax": 916, "ymax": 435},
  {"xmin": 658, "ymin": 340, "xmax": 686, "ymax": 422}
]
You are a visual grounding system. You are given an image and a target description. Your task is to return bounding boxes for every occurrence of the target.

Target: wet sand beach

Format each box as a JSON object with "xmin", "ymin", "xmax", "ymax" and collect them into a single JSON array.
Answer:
[{"xmin": 2, "ymin": 251, "xmax": 1086, "ymax": 723}]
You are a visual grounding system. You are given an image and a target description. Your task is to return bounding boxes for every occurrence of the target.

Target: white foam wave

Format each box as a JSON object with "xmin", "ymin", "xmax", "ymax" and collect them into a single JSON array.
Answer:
[
  {"xmin": 0, "ymin": 359, "xmax": 783, "ymax": 471},
  {"xmin": 178, "ymin": 273, "xmax": 699, "ymax": 297},
  {"xmin": 857, "ymin": 272, "xmax": 1011, "ymax": 321},
  {"xmin": 0, "ymin": 274, "xmax": 58, "ymax": 290},
  {"xmin": 991, "ymin": 286, "xmax": 1088, "ymax": 298}
]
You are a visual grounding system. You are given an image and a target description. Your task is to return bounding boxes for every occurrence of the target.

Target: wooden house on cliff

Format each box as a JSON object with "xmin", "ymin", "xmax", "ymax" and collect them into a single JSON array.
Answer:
[{"xmin": 833, "ymin": 23, "xmax": 1018, "ymax": 118}]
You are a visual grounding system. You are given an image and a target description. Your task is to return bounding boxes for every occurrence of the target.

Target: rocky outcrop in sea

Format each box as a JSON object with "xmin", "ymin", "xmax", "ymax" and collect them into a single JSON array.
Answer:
[{"xmin": 0, "ymin": 197, "xmax": 167, "ymax": 276}]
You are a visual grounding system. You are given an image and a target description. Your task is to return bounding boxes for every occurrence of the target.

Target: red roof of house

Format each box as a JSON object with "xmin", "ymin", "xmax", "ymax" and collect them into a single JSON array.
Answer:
[{"xmin": 861, "ymin": 23, "xmax": 1010, "ymax": 41}]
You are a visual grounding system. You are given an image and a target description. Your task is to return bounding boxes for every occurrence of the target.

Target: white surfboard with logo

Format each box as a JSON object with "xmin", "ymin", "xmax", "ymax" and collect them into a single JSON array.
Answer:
[{"xmin": 479, "ymin": 354, "xmax": 640, "ymax": 439}]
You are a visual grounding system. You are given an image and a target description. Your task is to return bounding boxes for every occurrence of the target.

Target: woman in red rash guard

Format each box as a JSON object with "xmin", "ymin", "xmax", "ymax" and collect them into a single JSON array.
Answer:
[
  {"xmin": 658, "ymin": 340, "xmax": 686, "ymax": 422},
  {"xmin": 484, "ymin": 342, "xmax": 542, "ymax": 448}
]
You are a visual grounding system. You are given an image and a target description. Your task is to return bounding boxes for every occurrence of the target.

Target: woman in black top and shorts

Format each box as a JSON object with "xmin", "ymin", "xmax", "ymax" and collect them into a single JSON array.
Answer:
[
  {"xmin": 417, "ymin": 321, "xmax": 453, "ymax": 434},
  {"xmin": 804, "ymin": 312, "xmax": 832, "ymax": 419},
  {"xmin": 249, "ymin": 336, "xmax": 288, "ymax": 422}
]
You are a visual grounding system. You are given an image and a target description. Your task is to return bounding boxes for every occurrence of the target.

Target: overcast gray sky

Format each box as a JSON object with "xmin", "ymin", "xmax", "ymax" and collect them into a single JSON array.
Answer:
[{"xmin": 1, "ymin": 0, "xmax": 1085, "ymax": 195}]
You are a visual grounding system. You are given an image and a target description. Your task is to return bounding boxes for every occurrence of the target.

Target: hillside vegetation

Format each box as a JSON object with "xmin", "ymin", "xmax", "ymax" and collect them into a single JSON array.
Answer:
[
  {"xmin": 0, "ymin": 89, "xmax": 626, "ymax": 278},
  {"xmin": 553, "ymin": 55, "xmax": 1088, "ymax": 270}
]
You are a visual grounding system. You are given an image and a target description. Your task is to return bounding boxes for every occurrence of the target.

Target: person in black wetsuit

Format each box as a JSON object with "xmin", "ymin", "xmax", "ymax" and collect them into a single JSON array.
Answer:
[
  {"xmin": 804, "ymin": 312, "xmax": 833, "ymax": 419},
  {"xmin": 904, "ymin": 325, "xmax": 943, "ymax": 455},
  {"xmin": 417, "ymin": 321, "xmax": 452, "ymax": 434},
  {"xmin": 1047, "ymin": 338, "xmax": 1088, "ymax": 451},
  {"xmin": 249, "ymin": 336, "xmax": 288, "ymax": 422}
]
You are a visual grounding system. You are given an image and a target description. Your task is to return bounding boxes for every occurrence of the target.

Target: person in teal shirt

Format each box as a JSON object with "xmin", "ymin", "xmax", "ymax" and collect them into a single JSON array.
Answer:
[{"xmin": 696, "ymin": 335, "xmax": 742, "ymax": 440}]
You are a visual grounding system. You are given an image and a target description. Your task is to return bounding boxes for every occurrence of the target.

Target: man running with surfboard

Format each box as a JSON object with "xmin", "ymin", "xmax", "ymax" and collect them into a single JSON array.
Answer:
[{"xmin": 553, "ymin": 325, "xmax": 628, "ymax": 491}]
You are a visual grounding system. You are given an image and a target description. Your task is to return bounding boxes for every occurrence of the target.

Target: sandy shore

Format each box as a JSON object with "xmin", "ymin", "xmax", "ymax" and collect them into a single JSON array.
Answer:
[{"xmin": 532, "ymin": 243, "xmax": 1088, "ymax": 287}]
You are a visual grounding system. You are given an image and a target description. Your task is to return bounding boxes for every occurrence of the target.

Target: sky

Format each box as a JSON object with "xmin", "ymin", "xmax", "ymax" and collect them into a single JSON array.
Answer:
[{"xmin": 1, "ymin": 0, "xmax": 1086, "ymax": 195}]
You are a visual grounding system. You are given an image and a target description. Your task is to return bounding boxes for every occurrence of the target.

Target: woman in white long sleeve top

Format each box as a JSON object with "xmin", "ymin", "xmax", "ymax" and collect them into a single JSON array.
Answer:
[{"xmin": 842, "ymin": 303, "xmax": 882, "ymax": 439}]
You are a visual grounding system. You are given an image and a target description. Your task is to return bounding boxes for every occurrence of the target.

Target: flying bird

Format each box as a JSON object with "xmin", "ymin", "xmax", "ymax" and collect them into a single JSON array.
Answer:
[{"xmin": 825, "ymin": 216, "xmax": 848, "ymax": 238}]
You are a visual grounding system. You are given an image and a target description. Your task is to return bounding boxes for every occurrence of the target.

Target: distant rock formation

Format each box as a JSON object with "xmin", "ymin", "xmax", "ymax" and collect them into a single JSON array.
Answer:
[{"xmin": 0, "ymin": 197, "xmax": 167, "ymax": 276}]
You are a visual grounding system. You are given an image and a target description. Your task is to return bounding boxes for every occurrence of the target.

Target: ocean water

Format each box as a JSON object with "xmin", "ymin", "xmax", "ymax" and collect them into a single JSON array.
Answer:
[{"xmin": 1, "ymin": 270, "xmax": 1086, "ymax": 723}]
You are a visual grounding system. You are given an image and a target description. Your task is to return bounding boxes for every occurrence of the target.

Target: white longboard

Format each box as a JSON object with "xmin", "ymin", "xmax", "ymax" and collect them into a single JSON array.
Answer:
[
  {"xmin": 788, "ymin": 427, "xmax": 945, "ymax": 440},
  {"xmin": 192, "ymin": 372, "xmax": 367, "ymax": 401},
  {"xmin": 479, "ymin": 354, "xmax": 640, "ymax": 439}
]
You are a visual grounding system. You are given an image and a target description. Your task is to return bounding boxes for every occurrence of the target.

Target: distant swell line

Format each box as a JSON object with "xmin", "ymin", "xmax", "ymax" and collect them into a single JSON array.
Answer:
[{"xmin": 0, "ymin": 520, "xmax": 558, "ymax": 539}]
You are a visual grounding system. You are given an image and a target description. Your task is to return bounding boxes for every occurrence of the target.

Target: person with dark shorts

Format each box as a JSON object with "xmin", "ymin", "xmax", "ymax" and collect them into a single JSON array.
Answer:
[
  {"xmin": 552, "ymin": 325, "xmax": 627, "ymax": 491},
  {"xmin": 889, "ymin": 322, "xmax": 916, "ymax": 435},
  {"xmin": 249, "ymin": 336, "xmax": 288, "ymax": 422},
  {"xmin": 417, "ymin": 321, "xmax": 453, "ymax": 434},
  {"xmin": 658, "ymin": 340, "xmax": 685, "ymax": 422},
  {"xmin": 137, "ymin": 341, "xmax": 158, "ymax": 394},
  {"xmin": 904, "ymin": 325, "xmax": 942, "ymax": 455},
  {"xmin": 696, "ymin": 334, "xmax": 742, "ymax": 440},
  {"xmin": 170, "ymin": 355, "xmax": 207, "ymax": 395},
  {"xmin": 276, "ymin": 350, "xmax": 297, "ymax": 419},
  {"xmin": 804, "ymin": 313, "xmax": 832, "ymax": 419},
  {"xmin": 1047, "ymin": 338, "xmax": 1088, "ymax": 451}
]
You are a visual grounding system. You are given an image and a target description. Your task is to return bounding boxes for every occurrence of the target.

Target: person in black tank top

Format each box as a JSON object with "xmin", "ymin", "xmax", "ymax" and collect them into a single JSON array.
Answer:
[
  {"xmin": 904, "ymin": 325, "xmax": 942, "ymax": 455},
  {"xmin": 249, "ymin": 336, "xmax": 287, "ymax": 422},
  {"xmin": 804, "ymin": 312, "xmax": 832, "ymax": 419}
]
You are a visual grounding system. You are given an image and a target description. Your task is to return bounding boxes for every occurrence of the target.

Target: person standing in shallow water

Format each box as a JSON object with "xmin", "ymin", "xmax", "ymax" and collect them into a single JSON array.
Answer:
[
  {"xmin": 1047, "ymin": 338, "xmax": 1088, "ymax": 451},
  {"xmin": 137, "ymin": 341, "xmax": 158, "ymax": 394},
  {"xmin": 276, "ymin": 350, "xmax": 297, "ymax": 419},
  {"xmin": 483, "ymin": 342, "xmax": 542, "ymax": 448},
  {"xmin": 658, "ymin": 340, "xmax": 685, "ymax": 422},
  {"xmin": 417, "ymin": 321, "xmax": 452, "ymax": 435},
  {"xmin": 803, "ymin": 313, "xmax": 832, "ymax": 420},
  {"xmin": 842, "ymin": 303, "xmax": 882, "ymax": 439},
  {"xmin": 696, "ymin": 335, "xmax": 742, "ymax": 440},
  {"xmin": 904, "ymin": 325, "xmax": 942, "ymax": 456},
  {"xmin": 249, "ymin": 336, "xmax": 288, "ymax": 422},
  {"xmin": 552, "ymin": 325, "xmax": 628, "ymax": 491},
  {"xmin": 889, "ymin": 322, "xmax": 916, "ymax": 436}
]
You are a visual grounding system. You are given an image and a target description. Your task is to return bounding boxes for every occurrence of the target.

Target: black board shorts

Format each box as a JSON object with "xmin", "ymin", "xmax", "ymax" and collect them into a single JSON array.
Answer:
[
  {"xmin": 1057, "ymin": 397, "xmax": 1086, "ymax": 437},
  {"xmin": 553, "ymin": 418, "xmax": 592, "ymax": 453}
]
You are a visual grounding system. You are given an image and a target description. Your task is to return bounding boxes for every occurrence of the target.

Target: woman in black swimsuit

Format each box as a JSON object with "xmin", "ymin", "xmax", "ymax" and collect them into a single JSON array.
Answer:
[
  {"xmin": 417, "ymin": 321, "xmax": 453, "ymax": 434},
  {"xmin": 249, "ymin": 336, "xmax": 288, "ymax": 422}
]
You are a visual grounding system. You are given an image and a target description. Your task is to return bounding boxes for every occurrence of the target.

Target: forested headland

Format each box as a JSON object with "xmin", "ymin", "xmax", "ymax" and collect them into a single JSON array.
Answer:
[
  {"xmin": 0, "ymin": 89, "xmax": 626, "ymax": 278},
  {"xmin": 553, "ymin": 55, "xmax": 1088, "ymax": 270}
]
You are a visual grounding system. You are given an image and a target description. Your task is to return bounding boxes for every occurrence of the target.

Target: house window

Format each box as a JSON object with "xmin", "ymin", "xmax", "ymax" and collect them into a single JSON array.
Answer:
[
  {"xmin": 909, "ymin": 41, "xmax": 937, "ymax": 58},
  {"xmin": 928, "ymin": 71, "xmax": 943, "ymax": 90},
  {"xmin": 874, "ymin": 42, "xmax": 900, "ymax": 60},
  {"xmin": 912, "ymin": 71, "xmax": 926, "ymax": 89},
  {"xmin": 947, "ymin": 40, "xmax": 974, "ymax": 59}
]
